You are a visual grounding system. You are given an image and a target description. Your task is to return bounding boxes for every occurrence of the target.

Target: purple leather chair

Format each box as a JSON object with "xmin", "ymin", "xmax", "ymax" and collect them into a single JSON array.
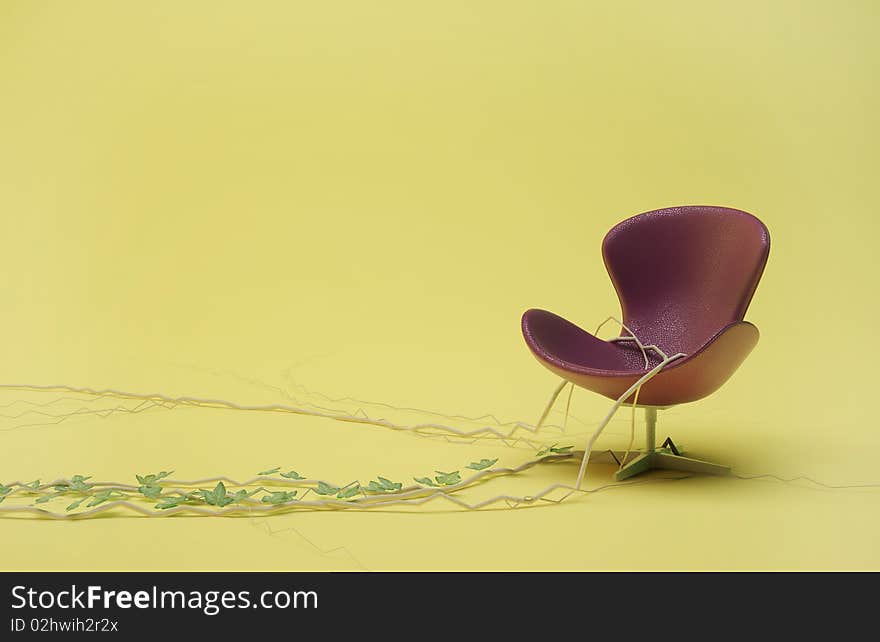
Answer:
[{"xmin": 522, "ymin": 205, "xmax": 770, "ymax": 480}]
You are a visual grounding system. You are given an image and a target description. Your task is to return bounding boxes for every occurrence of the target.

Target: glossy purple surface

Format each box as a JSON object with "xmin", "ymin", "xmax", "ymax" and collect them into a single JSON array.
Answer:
[
  {"xmin": 602, "ymin": 205, "xmax": 769, "ymax": 356},
  {"xmin": 521, "ymin": 205, "xmax": 770, "ymax": 405}
]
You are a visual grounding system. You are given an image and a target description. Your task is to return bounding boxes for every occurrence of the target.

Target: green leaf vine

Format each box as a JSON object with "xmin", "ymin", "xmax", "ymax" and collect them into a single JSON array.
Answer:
[{"xmin": 0, "ymin": 445, "xmax": 575, "ymax": 517}]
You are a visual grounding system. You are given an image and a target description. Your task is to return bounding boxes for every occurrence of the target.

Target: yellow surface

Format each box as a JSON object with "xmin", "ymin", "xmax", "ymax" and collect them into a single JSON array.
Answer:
[{"xmin": 1, "ymin": 1, "xmax": 878, "ymax": 570}]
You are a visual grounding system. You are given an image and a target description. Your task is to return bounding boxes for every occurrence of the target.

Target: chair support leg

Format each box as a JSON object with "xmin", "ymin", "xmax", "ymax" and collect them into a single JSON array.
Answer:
[
  {"xmin": 613, "ymin": 408, "xmax": 730, "ymax": 481},
  {"xmin": 644, "ymin": 406, "xmax": 656, "ymax": 452},
  {"xmin": 653, "ymin": 452, "xmax": 731, "ymax": 476},
  {"xmin": 612, "ymin": 452, "xmax": 654, "ymax": 480}
]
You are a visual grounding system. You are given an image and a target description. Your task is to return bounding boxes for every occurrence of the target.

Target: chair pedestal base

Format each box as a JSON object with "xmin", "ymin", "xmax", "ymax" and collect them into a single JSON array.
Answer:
[
  {"xmin": 614, "ymin": 451, "xmax": 731, "ymax": 481},
  {"xmin": 612, "ymin": 407, "xmax": 730, "ymax": 481}
]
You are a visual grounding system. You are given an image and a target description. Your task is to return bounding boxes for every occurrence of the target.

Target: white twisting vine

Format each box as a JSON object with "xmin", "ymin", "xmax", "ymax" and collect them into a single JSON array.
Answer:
[{"xmin": 0, "ymin": 317, "xmax": 688, "ymax": 518}]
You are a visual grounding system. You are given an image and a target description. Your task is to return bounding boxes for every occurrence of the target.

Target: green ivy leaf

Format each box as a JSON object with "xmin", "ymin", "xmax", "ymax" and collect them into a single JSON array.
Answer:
[
  {"xmin": 364, "ymin": 478, "xmax": 402, "ymax": 493},
  {"xmin": 201, "ymin": 482, "xmax": 234, "ymax": 507},
  {"xmin": 313, "ymin": 481, "xmax": 339, "ymax": 496},
  {"xmin": 0, "ymin": 485, "xmax": 11, "ymax": 497},
  {"xmin": 68, "ymin": 475, "xmax": 92, "ymax": 492},
  {"xmin": 66, "ymin": 498, "xmax": 85, "ymax": 511},
  {"xmin": 139, "ymin": 484, "xmax": 162, "ymax": 499},
  {"xmin": 336, "ymin": 485, "xmax": 360, "ymax": 499},
  {"xmin": 413, "ymin": 477, "xmax": 438, "ymax": 487},
  {"xmin": 434, "ymin": 470, "xmax": 461, "ymax": 486},
  {"xmin": 25, "ymin": 479, "xmax": 40, "ymax": 490},
  {"xmin": 35, "ymin": 494, "xmax": 54, "ymax": 504},
  {"xmin": 258, "ymin": 467, "xmax": 281, "ymax": 476},
  {"xmin": 136, "ymin": 471, "xmax": 171, "ymax": 486},
  {"xmin": 280, "ymin": 470, "xmax": 305, "ymax": 480},
  {"xmin": 261, "ymin": 491, "xmax": 297, "ymax": 505},
  {"xmin": 466, "ymin": 458, "xmax": 498, "ymax": 471},
  {"xmin": 155, "ymin": 498, "xmax": 183, "ymax": 510},
  {"xmin": 377, "ymin": 477, "xmax": 402, "ymax": 491},
  {"xmin": 86, "ymin": 490, "xmax": 118, "ymax": 507},
  {"xmin": 230, "ymin": 489, "xmax": 259, "ymax": 503},
  {"xmin": 538, "ymin": 444, "xmax": 573, "ymax": 457}
]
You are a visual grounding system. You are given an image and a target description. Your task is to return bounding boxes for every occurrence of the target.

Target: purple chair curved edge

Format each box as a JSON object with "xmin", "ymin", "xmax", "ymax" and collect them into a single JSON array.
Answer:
[{"xmin": 521, "ymin": 205, "xmax": 770, "ymax": 480}]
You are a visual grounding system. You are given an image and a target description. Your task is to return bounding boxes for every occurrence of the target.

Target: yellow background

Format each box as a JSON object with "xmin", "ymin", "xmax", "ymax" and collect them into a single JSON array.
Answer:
[{"xmin": 1, "ymin": 1, "xmax": 878, "ymax": 570}]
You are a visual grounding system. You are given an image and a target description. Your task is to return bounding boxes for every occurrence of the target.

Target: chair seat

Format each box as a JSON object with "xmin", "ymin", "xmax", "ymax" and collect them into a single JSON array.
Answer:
[
  {"xmin": 522, "ymin": 309, "xmax": 664, "ymax": 375},
  {"xmin": 521, "ymin": 308, "xmax": 760, "ymax": 407}
]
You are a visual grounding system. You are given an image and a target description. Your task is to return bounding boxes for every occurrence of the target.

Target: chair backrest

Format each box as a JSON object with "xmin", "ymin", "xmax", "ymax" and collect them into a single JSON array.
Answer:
[{"xmin": 602, "ymin": 205, "xmax": 770, "ymax": 356}]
